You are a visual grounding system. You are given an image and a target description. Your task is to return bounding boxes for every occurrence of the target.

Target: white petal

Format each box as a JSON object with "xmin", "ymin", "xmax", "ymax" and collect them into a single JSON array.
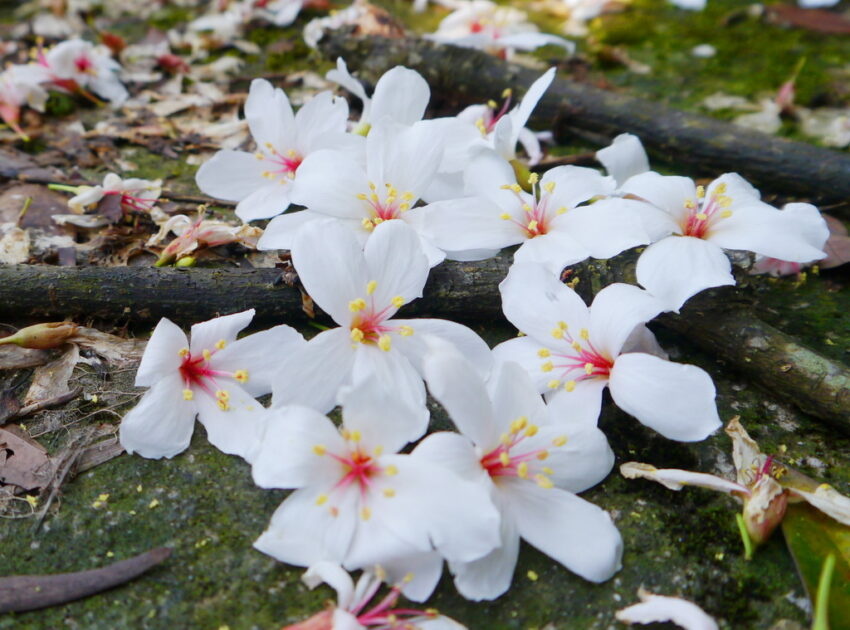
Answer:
[
  {"xmin": 792, "ymin": 484, "xmax": 850, "ymax": 527},
  {"xmin": 499, "ymin": 262, "xmax": 590, "ymax": 343},
  {"xmin": 506, "ymin": 480, "xmax": 622, "ymax": 582},
  {"xmin": 290, "ymin": 150, "xmax": 369, "ymax": 219},
  {"xmin": 301, "ymin": 561, "xmax": 354, "ymax": 609},
  {"xmin": 706, "ymin": 172, "xmax": 761, "ymax": 203},
  {"xmin": 293, "ymin": 91, "xmax": 350, "ymax": 151},
  {"xmin": 556, "ymin": 198, "xmax": 651, "ymax": 259},
  {"xmin": 234, "ymin": 182, "xmax": 292, "ymax": 222},
  {"xmin": 370, "ymin": 66, "xmax": 430, "ymax": 126},
  {"xmin": 513, "ymin": 231, "xmax": 591, "ymax": 275},
  {"xmin": 635, "ymin": 236, "xmax": 734, "ymax": 312},
  {"xmin": 363, "ymin": 221, "xmax": 429, "ymax": 309},
  {"xmin": 596, "ymin": 133, "xmax": 650, "ymax": 186},
  {"xmin": 411, "ymin": 431, "xmax": 489, "ymax": 484},
  {"xmin": 423, "ymin": 349, "xmax": 496, "ymax": 447},
  {"xmin": 252, "ymin": 405, "xmax": 346, "ymax": 488},
  {"xmin": 367, "ymin": 122, "xmax": 443, "ymax": 199},
  {"xmin": 588, "ymin": 283, "xmax": 663, "ymax": 359},
  {"xmin": 463, "ymin": 150, "xmax": 521, "ymax": 207},
  {"xmin": 619, "ymin": 462, "xmax": 745, "ymax": 494},
  {"xmin": 254, "ymin": 487, "xmax": 358, "ymax": 566},
  {"xmin": 491, "ymin": 336, "xmax": 554, "ymax": 393},
  {"xmin": 257, "ymin": 210, "xmax": 325, "ymax": 251},
  {"xmin": 498, "ymin": 32, "xmax": 574, "ymax": 53},
  {"xmin": 195, "ymin": 383, "xmax": 267, "ymax": 461},
  {"xmin": 419, "ymin": 197, "xmax": 520, "ymax": 254},
  {"xmin": 119, "ymin": 374, "xmax": 195, "ymax": 459},
  {"xmin": 195, "ymin": 150, "xmax": 268, "ymax": 202},
  {"xmin": 392, "ymin": 318, "xmax": 493, "ymax": 379},
  {"xmin": 488, "ymin": 361, "xmax": 548, "ymax": 439},
  {"xmin": 616, "ymin": 591, "xmax": 719, "ymax": 630},
  {"xmin": 545, "ymin": 377, "xmax": 607, "ymax": 428},
  {"xmin": 375, "ymin": 551, "xmax": 444, "ymax": 603},
  {"xmin": 542, "ymin": 165, "xmax": 615, "ymax": 210},
  {"xmin": 516, "ymin": 127, "xmax": 543, "ymax": 165},
  {"xmin": 509, "ymin": 68, "xmax": 555, "ymax": 141},
  {"xmin": 135, "ymin": 317, "xmax": 187, "ymax": 387},
  {"xmin": 290, "ymin": 220, "xmax": 369, "ymax": 324},
  {"xmin": 272, "ymin": 328, "xmax": 356, "ymax": 413},
  {"xmin": 609, "ymin": 353, "xmax": 721, "ymax": 441},
  {"xmin": 245, "ymin": 78, "xmax": 294, "ymax": 149},
  {"xmin": 190, "ymin": 309, "xmax": 254, "ymax": 355},
  {"xmin": 620, "ymin": 172, "xmax": 695, "ymax": 227},
  {"xmin": 214, "ymin": 324, "xmax": 305, "ymax": 397},
  {"xmin": 333, "ymin": 610, "xmax": 365, "ymax": 630},
  {"xmin": 327, "ymin": 58, "xmax": 370, "ymax": 110},
  {"xmin": 449, "ymin": 501, "xmax": 520, "ymax": 601}
]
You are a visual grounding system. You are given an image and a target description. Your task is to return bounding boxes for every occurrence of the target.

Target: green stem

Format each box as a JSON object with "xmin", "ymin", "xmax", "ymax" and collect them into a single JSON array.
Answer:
[
  {"xmin": 736, "ymin": 513, "xmax": 754, "ymax": 561},
  {"xmin": 47, "ymin": 183, "xmax": 83, "ymax": 194},
  {"xmin": 812, "ymin": 553, "xmax": 836, "ymax": 630}
]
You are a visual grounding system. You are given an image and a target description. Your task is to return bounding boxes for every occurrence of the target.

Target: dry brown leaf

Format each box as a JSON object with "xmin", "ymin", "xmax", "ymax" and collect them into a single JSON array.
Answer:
[
  {"xmin": 71, "ymin": 327, "xmax": 145, "ymax": 367},
  {"xmin": 766, "ymin": 5, "xmax": 850, "ymax": 35},
  {"xmin": 23, "ymin": 345, "xmax": 79, "ymax": 407},
  {"xmin": 0, "ymin": 424, "xmax": 52, "ymax": 491},
  {"xmin": 0, "ymin": 345, "xmax": 52, "ymax": 370}
]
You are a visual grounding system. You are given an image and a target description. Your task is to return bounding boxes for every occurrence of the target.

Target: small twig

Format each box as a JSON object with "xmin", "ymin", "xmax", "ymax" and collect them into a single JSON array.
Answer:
[
  {"xmin": 12, "ymin": 387, "xmax": 81, "ymax": 420},
  {"xmin": 530, "ymin": 151, "xmax": 598, "ymax": 171}
]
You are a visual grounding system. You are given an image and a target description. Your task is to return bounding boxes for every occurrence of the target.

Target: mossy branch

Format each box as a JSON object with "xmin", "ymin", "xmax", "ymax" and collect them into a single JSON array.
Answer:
[
  {"xmin": 317, "ymin": 32, "xmax": 850, "ymax": 210},
  {"xmin": 0, "ymin": 258, "xmax": 848, "ymax": 430}
]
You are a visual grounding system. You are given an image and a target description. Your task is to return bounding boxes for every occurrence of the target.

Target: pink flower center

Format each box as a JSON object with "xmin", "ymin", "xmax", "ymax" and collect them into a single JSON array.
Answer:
[
  {"xmin": 499, "ymin": 178, "xmax": 569, "ymax": 239},
  {"xmin": 258, "ymin": 144, "xmax": 303, "ymax": 182},
  {"xmin": 479, "ymin": 416, "xmax": 564, "ymax": 489},
  {"xmin": 176, "ymin": 343, "xmax": 248, "ymax": 409},
  {"xmin": 348, "ymin": 282, "xmax": 413, "ymax": 351},
  {"xmin": 74, "ymin": 54, "xmax": 95, "ymax": 75},
  {"xmin": 358, "ymin": 182, "xmax": 415, "ymax": 230},
  {"xmin": 538, "ymin": 323, "xmax": 614, "ymax": 393},
  {"xmin": 681, "ymin": 183, "xmax": 733, "ymax": 239},
  {"xmin": 104, "ymin": 190, "xmax": 157, "ymax": 213},
  {"xmin": 330, "ymin": 449, "xmax": 380, "ymax": 495}
]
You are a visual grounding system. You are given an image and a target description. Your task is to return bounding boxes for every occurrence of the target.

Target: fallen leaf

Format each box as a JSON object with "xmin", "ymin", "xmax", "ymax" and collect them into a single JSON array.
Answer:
[
  {"xmin": 0, "ymin": 425, "xmax": 52, "ymax": 491},
  {"xmin": 821, "ymin": 213, "xmax": 850, "ymax": 269},
  {"xmin": 71, "ymin": 327, "xmax": 146, "ymax": 367},
  {"xmin": 23, "ymin": 345, "xmax": 79, "ymax": 407},
  {"xmin": 766, "ymin": 5, "xmax": 850, "ymax": 35},
  {"xmin": 0, "ymin": 346, "xmax": 52, "ymax": 370}
]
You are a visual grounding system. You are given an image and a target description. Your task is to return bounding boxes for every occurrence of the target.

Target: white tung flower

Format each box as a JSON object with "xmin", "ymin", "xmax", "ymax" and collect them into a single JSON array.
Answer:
[
  {"xmin": 414, "ymin": 351, "xmax": 622, "ymax": 600},
  {"xmin": 119, "ymin": 309, "xmax": 304, "ymax": 461},
  {"xmin": 196, "ymin": 78, "xmax": 362, "ymax": 222},
  {"xmin": 41, "ymin": 38, "xmax": 128, "ymax": 104},
  {"xmin": 66, "ymin": 173, "xmax": 162, "ymax": 214},
  {"xmin": 271, "ymin": 219, "xmax": 491, "ymax": 439},
  {"xmin": 493, "ymin": 263, "xmax": 722, "ymax": 442}
]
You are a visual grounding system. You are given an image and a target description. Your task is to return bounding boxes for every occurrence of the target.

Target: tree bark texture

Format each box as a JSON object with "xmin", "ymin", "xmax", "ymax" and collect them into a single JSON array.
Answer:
[
  {"xmin": 0, "ymin": 259, "xmax": 848, "ymax": 431},
  {"xmin": 318, "ymin": 33, "xmax": 850, "ymax": 207}
]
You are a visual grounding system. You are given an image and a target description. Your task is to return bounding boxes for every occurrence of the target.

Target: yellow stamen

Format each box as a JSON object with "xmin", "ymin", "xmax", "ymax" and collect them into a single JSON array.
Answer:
[
  {"xmin": 541, "ymin": 361, "xmax": 553, "ymax": 372},
  {"xmin": 391, "ymin": 295, "xmax": 404, "ymax": 308},
  {"xmin": 215, "ymin": 389, "xmax": 229, "ymax": 402},
  {"xmin": 217, "ymin": 400, "xmax": 229, "ymax": 411},
  {"xmin": 552, "ymin": 435, "xmax": 567, "ymax": 447},
  {"xmin": 399, "ymin": 325, "xmax": 414, "ymax": 337},
  {"xmin": 378, "ymin": 334, "xmax": 392, "ymax": 352},
  {"xmin": 499, "ymin": 212, "xmax": 512, "ymax": 220},
  {"xmin": 714, "ymin": 182, "xmax": 727, "ymax": 194},
  {"xmin": 517, "ymin": 462, "xmax": 529, "ymax": 478},
  {"xmin": 349, "ymin": 298, "xmax": 366, "ymax": 312},
  {"xmin": 366, "ymin": 280, "xmax": 377, "ymax": 295},
  {"xmin": 350, "ymin": 328, "xmax": 364, "ymax": 343},
  {"xmin": 528, "ymin": 173, "xmax": 539, "ymax": 186},
  {"xmin": 535, "ymin": 474, "xmax": 554, "ymax": 489},
  {"xmin": 383, "ymin": 488, "xmax": 396, "ymax": 498},
  {"xmin": 696, "ymin": 185, "xmax": 705, "ymax": 198},
  {"xmin": 499, "ymin": 452, "xmax": 511, "ymax": 466},
  {"xmin": 350, "ymin": 430, "xmax": 361, "ymax": 442},
  {"xmin": 178, "ymin": 347, "xmax": 189, "ymax": 358},
  {"xmin": 584, "ymin": 363, "xmax": 594, "ymax": 375},
  {"xmin": 313, "ymin": 444, "xmax": 326, "ymax": 455},
  {"xmin": 524, "ymin": 424, "xmax": 538, "ymax": 437},
  {"xmin": 537, "ymin": 450, "xmax": 549, "ymax": 460},
  {"xmin": 182, "ymin": 389, "xmax": 194, "ymax": 401},
  {"xmin": 551, "ymin": 328, "xmax": 564, "ymax": 339},
  {"xmin": 695, "ymin": 213, "xmax": 708, "ymax": 221},
  {"xmin": 547, "ymin": 379, "xmax": 561, "ymax": 389},
  {"xmin": 538, "ymin": 348, "xmax": 550, "ymax": 358},
  {"xmin": 580, "ymin": 328, "xmax": 589, "ymax": 340},
  {"xmin": 202, "ymin": 349, "xmax": 211, "ymax": 361},
  {"xmin": 385, "ymin": 465, "xmax": 398, "ymax": 476},
  {"xmin": 215, "ymin": 339, "xmax": 226, "ymax": 350},
  {"xmin": 544, "ymin": 181, "xmax": 555, "ymax": 194},
  {"xmin": 361, "ymin": 507, "xmax": 371, "ymax": 521},
  {"xmin": 720, "ymin": 210, "xmax": 733, "ymax": 219},
  {"xmin": 510, "ymin": 416, "xmax": 528, "ymax": 433},
  {"xmin": 234, "ymin": 369, "xmax": 248, "ymax": 383},
  {"xmin": 316, "ymin": 494, "xmax": 328, "ymax": 505},
  {"xmin": 564, "ymin": 380, "xmax": 576, "ymax": 392}
]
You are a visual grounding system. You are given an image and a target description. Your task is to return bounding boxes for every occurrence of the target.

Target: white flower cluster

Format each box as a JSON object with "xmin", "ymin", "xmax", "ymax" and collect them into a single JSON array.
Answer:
[
  {"xmin": 0, "ymin": 38, "xmax": 127, "ymax": 139},
  {"xmin": 120, "ymin": 62, "xmax": 828, "ymax": 625}
]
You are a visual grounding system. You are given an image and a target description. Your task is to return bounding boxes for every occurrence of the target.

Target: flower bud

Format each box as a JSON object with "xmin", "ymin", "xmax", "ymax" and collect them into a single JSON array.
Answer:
[
  {"xmin": 742, "ymin": 476, "xmax": 788, "ymax": 545},
  {"xmin": 0, "ymin": 322, "xmax": 78, "ymax": 349}
]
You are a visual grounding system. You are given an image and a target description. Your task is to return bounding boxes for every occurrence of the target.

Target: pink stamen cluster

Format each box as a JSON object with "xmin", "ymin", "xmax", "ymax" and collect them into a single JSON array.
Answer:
[
  {"xmin": 681, "ymin": 183, "xmax": 732, "ymax": 239},
  {"xmin": 329, "ymin": 448, "xmax": 380, "ymax": 497},
  {"xmin": 541, "ymin": 324, "xmax": 614, "ymax": 392},
  {"xmin": 480, "ymin": 428, "xmax": 546, "ymax": 479},
  {"xmin": 350, "ymin": 581, "xmax": 439, "ymax": 628},
  {"xmin": 500, "ymin": 178, "xmax": 562, "ymax": 238}
]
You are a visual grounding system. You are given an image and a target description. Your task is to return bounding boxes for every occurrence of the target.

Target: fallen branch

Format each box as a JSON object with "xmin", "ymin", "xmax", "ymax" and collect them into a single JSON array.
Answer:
[
  {"xmin": 317, "ymin": 33, "xmax": 850, "ymax": 209},
  {"xmin": 0, "ymin": 260, "xmax": 847, "ymax": 430},
  {"xmin": 0, "ymin": 547, "xmax": 171, "ymax": 612}
]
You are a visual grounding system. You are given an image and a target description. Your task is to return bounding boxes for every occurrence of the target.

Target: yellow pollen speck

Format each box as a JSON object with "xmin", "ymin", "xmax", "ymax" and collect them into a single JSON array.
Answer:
[
  {"xmin": 511, "ymin": 416, "xmax": 528, "ymax": 433},
  {"xmin": 721, "ymin": 210, "xmax": 733, "ymax": 218},
  {"xmin": 543, "ymin": 466, "xmax": 554, "ymax": 475},
  {"xmin": 510, "ymin": 184, "xmax": 522, "ymax": 193},
  {"xmin": 718, "ymin": 195, "xmax": 732, "ymax": 207},
  {"xmin": 378, "ymin": 334, "xmax": 392, "ymax": 352},
  {"xmin": 564, "ymin": 380, "xmax": 576, "ymax": 392},
  {"xmin": 527, "ymin": 220, "xmax": 538, "ymax": 232},
  {"xmin": 361, "ymin": 507, "xmax": 371, "ymax": 521},
  {"xmin": 500, "ymin": 433, "xmax": 511, "ymax": 445},
  {"xmin": 178, "ymin": 347, "xmax": 189, "ymax": 358},
  {"xmin": 535, "ymin": 474, "xmax": 554, "ymax": 489},
  {"xmin": 399, "ymin": 203, "xmax": 410, "ymax": 212},
  {"xmin": 217, "ymin": 400, "xmax": 230, "ymax": 411},
  {"xmin": 487, "ymin": 99, "xmax": 498, "ymax": 109},
  {"xmin": 357, "ymin": 193, "xmax": 368, "ymax": 200},
  {"xmin": 695, "ymin": 213, "xmax": 708, "ymax": 221},
  {"xmin": 372, "ymin": 445, "xmax": 384, "ymax": 457},
  {"xmin": 525, "ymin": 425, "xmax": 538, "ymax": 437},
  {"xmin": 383, "ymin": 488, "xmax": 396, "ymax": 498},
  {"xmin": 517, "ymin": 462, "xmax": 529, "ymax": 478},
  {"xmin": 714, "ymin": 182, "xmax": 727, "ymax": 195},
  {"xmin": 556, "ymin": 206, "xmax": 567, "ymax": 215},
  {"xmin": 402, "ymin": 192, "xmax": 414, "ymax": 201},
  {"xmin": 373, "ymin": 217, "xmax": 384, "ymax": 225},
  {"xmin": 361, "ymin": 218, "xmax": 375, "ymax": 231},
  {"xmin": 684, "ymin": 199, "xmax": 696, "ymax": 210},
  {"xmin": 234, "ymin": 370, "xmax": 248, "ymax": 383},
  {"xmin": 316, "ymin": 494, "xmax": 328, "ymax": 505},
  {"xmin": 547, "ymin": 379, "xmax": 561, "ymax": 389},
  {"xmin": 350, "ymin": 430, "xmax": 362, "ymax": 442},
  {"xmin": 537, "ymin": 450, "xmax": 549, "ymax": 460},
  {"xmin": 528, "ymin": 173, "xmax": 539, "ymax": 185},
  {"xmin": 475, "ymin": 119, "xmax": 487, "ymax": 134},
  {"xmin": 369, "ymin": 181, "xmax": 377, "ymax": 190},
  {"xmin": 313, "ymin": 444, "xmax": 326, "ymax": 455},
  {"xmin": 580, "ymin": 328, "xmax": 589, "ymax": 340},
  {"xmin": 216, "ymin": 389, "xmax": 229, "ymax": 401},
  {"xmin": 366, "ymin": 280, "xmax": 377, "ymax": 295},
  {"xmin": 330, "ymin": 506, "xmax": 339, "ymax": 517},
  {"xmin": 392, "ymin": 295, "xmax": 404, "ymax": 308},
  {"xmin": 527, "ymin": 570, "xmax": 539, "ymax": 581},
  {"xmin": 349, "ymin": 298, "xmax": 366, "ymax": 312},
  {"xmin": 552, "ymin": 435, "xmax": 567, "ymax": 447},
  {"xmin": 544, "ymin": 181, "xmax": 555, "ymax": 194},
  {"xmin": 696, "ymin": 185, "xmax": 705, "ymax": 198},
  {"xmin": 350, "ymin": 328, "xmax": 365, "ymax": 343},
  {"xmin": 502, "ymin": 88, "xmax": 512, "ymax": 98},
  {"xmin": 182, "ymin": 389, "xmax": 194, "ymax": 401},
  {"xmin": 584, "ymin": 363, "xmax": 594, "ymax": 375},
  {"xmin": 499, "ymin": 452, "xmax": 511, "ymax": 466},
  {"xmin": 551, "ymin": 328, "xmax": 564, "ymax": 339},
  {"xmin": 26, "ymin": 495, "xmax": 38, "ymax": 508},
  {"xmin": 538, "ymin": 348, "xmax": 550, "ymax": 358},
  {"xmin": 254, "ymin": 152, "xmax": 265, "ymax": 160},
  {"xmin": 385, "ymin": 465, "xmax": 398, "ymax": 476},
  {"xmin": 558, "ymin": 321, "xmax": 568, "ymax": 330},
  {"xmin": 399, "ymin": 326, "xmax": 414, "ymax": 337},
  {"xmin": 499, "ymin": 212, "xmax": 512, "ymax": 220},
  {"xmin": 541, "ymin": 361, "xmax": 553, "ymax": 372},
  {"xmin": 500, "ymin": 184, "xmax": 513, "ymax": 190},
  {"xmin": 215, "ymin": 339, "xmax": 226, "ymax": 350},
  {"xmin": 149, "ymin": 499, "xmax": 160, "ymax": 509},
  {"xmin": 202, "ymin": 349, "xmax": 211, "ymax": 361}
]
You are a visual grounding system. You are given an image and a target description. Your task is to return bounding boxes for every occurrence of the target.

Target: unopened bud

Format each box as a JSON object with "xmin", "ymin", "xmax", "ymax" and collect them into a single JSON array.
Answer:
[
  {"xmin": 510, "ymin": 160, "xmax": 533, "ymax": 193},
  {"xmin": 0, "ymin": 322, "xmax": 78, "ymax": 349},
  {"xmin": 742, "ymin": 476, "xmax": 788, "ymax": 546},
  {"xmin": 175, "ymin": 256, "xmax": 196, "ymax": 268}
]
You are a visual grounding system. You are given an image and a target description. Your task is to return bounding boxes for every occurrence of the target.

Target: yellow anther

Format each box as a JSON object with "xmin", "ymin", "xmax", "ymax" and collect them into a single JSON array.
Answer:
[
  {"xmin": 499, "ymin": 451, "xmax": 511, "ymax": 466},
  {"xmin": 215, "ymin": 339, "xmax": 226, "ymax": 350},
  {"xmin": 349, "ymin": 298, "xmax": 366, "ymax": 312},
  {"xmin": 543, "ymin": 466, "xmax": 554, "ymax": 475},
  {"xmin": 373, "ymin": 445, "xmax": 384, "ymax": 456},
  {"xmin": 178, "ymin": 347, "xmax": 190, "ymax": 358},
  {"xmin": 502, "ymin": 88, "xmax": 512, "ymax": 98},
  {"xmin": 499, "ymin": 212, "xmax": 512, "ymax": 220},
  {"xmin": 399, "ymin": 203, "xmax": 410, "ymax": 212},
  {"xmin": 517, "ymin": 462, "xmax": 529, "ymax": 478},
  {"xmin": 399, "ymin": 325, "xmax": 414, "ymax": 337},
  {"xmin": 528, "ymin": 173, "xmax": 539, "ymax": 186},
  {"xmin": 558, "ymin": 321, "xmax": 568, "ymax": 329},
  {"xmin": 541, "ymin": 361, "xmax": 553, "ymax": 372},
  {"xmin": 714, "ymin": 182, "xmax": 727, "ymax": 195},
  {"xmin": 217, "ymin": 400, "xmax": 230, "ymax": 411},
  {"xmin": 391, "ymin": 295, "xmax": 404, "ymax": 308},
  {"xmin": 182, "ymin": 389, "xmax": 194, "ymax": 401},
  {"xmin": 361, "ymin": 217, "xmax": 375, "ymax": 230},
  {"xmin": 684, "ymin": 199, "xmax": 696, "ymax": 210},
  {"xmin": 383, "ymin": 488, "xmax": 396, "ymax": 498},
  {"xmin": 313, "ymin": 444, "xmax": 326, "ymax": 455},
  {"xmin": 262, "ymin": 170, "xmax": 273, "ymax": 179},
  {"xmin": 425, "ymin": 608, "xmax": 439, "ymax": 617},
  {"xmin": 527, "ymin": 220, "xmax": 538, "ymax": 232},
  {"xmin": 524, "ymin": 424, "xmax": 538, "ymax": 437},
  {"xmin": 564, "ymin": 380, "xmax": 576, "ymax": 392},
  {"xmin": 401, "ymin": 192, "xmax": 414, "ymax": 201},
  {"xmin": 720, "ymin": 210, "xmax": 733, "ymax": 219},
  {"xmin": 718, "ymin": 195, "xmax": 732, "ymax": 208},
  {"xmin": 580, "ymin": 328, "xmax": 589, "ymax": 340},
  {"xmin": 315, "ymin": 494, "xmax": 328, "ymax": 505},
  {"xmin": 368, "ymin": 181, "xmax": 377, "ymax": 190},
  {"xmin": 696, "ymin": 185, "xmax": 705, "ymax": 198},
  {"xmin": 547, "ymin": 379, "xmax": 561, "ymax": 389},
  {"xmin": 500, "ymin": 432, "xmax": 512, "ymax": 445},
  {"xmin": 552, "ymin": 435, "xmax": 568, "ymax": 447},
  {"xmin": 510, "ymin": 416, "xmax": 528, "ymax": 433},
  {"xmin": 527, "ymin": 570, "xmax": 539, "ymax": 581},
  {"xmin": 203, "ymin": 349, "xmax": 211, "ymax": 361},
  {"xmin": 537, "ymin": 450, "xmax": 549, "ymax": 460},
  {"xmin": 535, "ymin": 474, "xmax": 554, "ymax": 489},
  {"xmin": 287, "ymin": 149, "xmax": 297, "ymax": 157},
  {"xmin": 551, "ymin": 328, "xmax": 564, "ymax": 339},
  {"xmin": 216, "ymin": 389, "xmax": 230, "ymax": 401},
  {"xmin": 556, "ymin": 206, "xmax": 567, "ymax": 215},
  {"xmin": 254, "ymin": 152, "xmax": 265, "ymax": 160},
  {"xmin": 544, "ymin": 181, "xmax": 555, "ymax": 194},
  {"xmin": 695, "ymin": 213, "xmax": 708, "ymax": 221},
  {"xmin": 366, "ymin": 280, "xmax": 377, "ymax": 295},
  {"xmin": 403, "ymin": 572, "xmax": 415, "ymax": 583},
  {"xmin": 350, "ymin": 430, "xmax": 362, "ymax": 442},
  {"xmin": 350, "ymin": 328, "xmax": 365, "ymax": 343},
  {"xmin": 538, "ymin": 348, "xmax": 550, "ymax": 358},
  {"xmin": 234, "ymin": 369, "xmax": 249, "ymax": 383},
  {"xmin": 475, "ymin": 118, "xmax": 487, "ymax": 134},
  {"xmin": 584, "ymin": 363, "xmax": 594, "ymax": 375},
  {"xmin": 357, "ymin": 193, "xmax": 368, "ymax": 200},
  {"xmin": 378, "ymin": 334, "xmax": 392, "ymax": 352},
  {"xmin": 522, "ymin": 203, "xmax": 532, "ymax": 212},
  {"xmin": 510, "ymin": 183, "xmax": 522, "ymax": 193},
  {"xmin": 361, "ymin": 507, "xmax": 372, "ymax": 521},
  {"xmin": 572, "ymin": 341, "xmax": 582, "ymax": 352},
  {"xmin": 487, "ymin": 99, "xmax": 498, "ymax": 109},
  {"xmin": 370, "ymin": 193, "xmax": 379, "ymax": 203},
  {"xmin": 385, "ymin": 465, "xmax": 398, "ymax": 476}
]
